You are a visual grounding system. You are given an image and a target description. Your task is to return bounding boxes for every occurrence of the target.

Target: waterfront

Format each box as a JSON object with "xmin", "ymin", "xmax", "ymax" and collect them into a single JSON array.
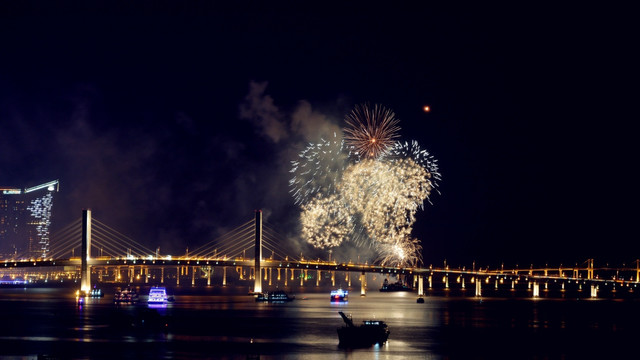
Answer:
[{"xmin": 1, "ymin": 285, "xmax": 640, "ymax": 359}]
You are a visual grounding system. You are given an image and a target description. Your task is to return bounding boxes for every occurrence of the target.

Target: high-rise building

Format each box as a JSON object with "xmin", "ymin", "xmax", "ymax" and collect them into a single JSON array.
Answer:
[{"xmin": 0, "ymin": 180, "xmax": 59, "ymax": 260}]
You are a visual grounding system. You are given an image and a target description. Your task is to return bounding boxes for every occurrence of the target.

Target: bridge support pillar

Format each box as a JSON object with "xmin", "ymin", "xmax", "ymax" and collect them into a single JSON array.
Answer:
[
  {"xmin": 176, "ymin": 267, "xmax": 180, "ymax": 285},
  {"xmin": 207, "ymin": 267, "xmax": 212, "ymax": 286},
  {"xmin": 192, "ymin": 266, "xmax": 196, "ymax": 286},
  {"xmin": 277, "ymin": 268, "xmax": 281, "ymax": 281},
  {"xmin": 360, "ymin": 272, "xmax": 366, "ymax": 296},
  {"xmin": 80, "ymin": 209, "xmax": 92, "ymax": 293},
  {"xmin": 316, "ymin": 270, "xmax": 321, "ymax": 286},
  {"xmin": 269, "ymin": 268, "xmax": 272, "ymax": 286},
  {"xmin": 331, "ymin": 271, "xmax": 335, "ymax": 287},
  {"xmin": 561, "ymin": 282, "xmax": 565, "ymax": 291},
  {"xmin": 144, "ymin": 267, "xmax": 148, "ymax": 283},
  {"xmin": 223, "ymin": 267, "xmax": 227, "ymax": 286},
  {"xmin": 445, "ymin": 275, "xmax": 449, "ymax": 289},
  {"xmin": 418, "ymin": 275, "xmax": 424, "ymax": 296},
  {"xmin": 284, "ymin": 268, "xmax": 288, "ymax": 286},
  {"xmin": 533, "ymin": 282, "xmax": 540, "ymax": 297},
  {"xmin": 461, "ymin": 276, "xmax": 465, "ymax": 289},
  {"xmin": 347, "ymin": 272, "xmax": 351, "ymax": 287},
  {"xmin": 161, "ymin": 267, "xmax": 164, "ymax": 284},
  {"xmin": 301, "ymin": 270, "xmax": 305, "ymax": 286},
  {"xmin": 591, "ymin": 284, "xmax": 598, "ymax": 298},
  {"xmin": 475, "ymin": 277, "xmax": 482, "ymax": 297},
  {"xmin": 428, "ymin": 275, "xmax": 432, "ymax": 289}
]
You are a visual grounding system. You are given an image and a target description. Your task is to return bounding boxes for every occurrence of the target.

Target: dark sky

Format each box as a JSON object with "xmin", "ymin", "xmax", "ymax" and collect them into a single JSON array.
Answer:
[{"xmin": 1, "ymin": 3, "xmax": 636, "ymax": 268}]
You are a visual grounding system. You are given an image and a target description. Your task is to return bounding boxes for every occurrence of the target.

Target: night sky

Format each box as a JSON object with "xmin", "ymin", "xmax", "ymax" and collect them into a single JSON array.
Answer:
[{"xmin": 1, "ymin": 3, "xmax": 636, "ymax": 268}]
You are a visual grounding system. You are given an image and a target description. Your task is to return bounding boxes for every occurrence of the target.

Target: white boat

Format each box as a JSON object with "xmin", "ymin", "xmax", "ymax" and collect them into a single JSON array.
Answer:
[{"xmin": 148, "ymin": 286, "xmax": 168, "ymax": 304}]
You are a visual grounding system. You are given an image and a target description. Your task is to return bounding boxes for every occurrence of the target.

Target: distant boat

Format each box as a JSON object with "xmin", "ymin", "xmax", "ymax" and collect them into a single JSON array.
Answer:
[
  {"xmin": 114, "ymin": 287, "xmax": 139, "ymax": 303},
  {"xmin": 331, "ymin": 289, "xmax": 348, "ymax": 302},
  {"xmin": 337, "ymin": 311, "xmax": 390, "ymax": 348},
  {"xmin": 90, "ymin": 287, "xmax": 104, "ymax": 297},
  {"xmin": 255, "ymin": 290, "xmax": 295, "ymax": 302},
  {"xmin": 379, "ymin": 279, "xmax": 411, "ymax": 292}
]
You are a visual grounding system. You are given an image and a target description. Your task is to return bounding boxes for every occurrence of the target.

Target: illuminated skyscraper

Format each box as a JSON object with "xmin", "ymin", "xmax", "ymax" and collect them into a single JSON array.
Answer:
[{"xmin": 0, "ymin": 180, "xmax": 59, "ymax": 259}]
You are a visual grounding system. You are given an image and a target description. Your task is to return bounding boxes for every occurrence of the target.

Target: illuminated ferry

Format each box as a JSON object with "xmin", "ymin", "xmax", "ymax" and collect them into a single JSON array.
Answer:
[
  {"xmin": 148, "ymin": 286, "xmax": 169, "ymax": 304},
  {"xmin": 337, "ymin": 311, "xmax": 390, "ymax": 348},
  {"xmin": 331, "ymin": 289, "xmax": 348, "ymax": 302},
  {"xmin": 255, "ymin": 290, "xmax": 295, "ymax": 302}
]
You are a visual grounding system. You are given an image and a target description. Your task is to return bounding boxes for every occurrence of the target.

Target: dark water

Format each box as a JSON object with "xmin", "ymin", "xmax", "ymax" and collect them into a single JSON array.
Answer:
[{"xmin": 1, "ymin": 285, "xmax": 639, "ymax": 359}]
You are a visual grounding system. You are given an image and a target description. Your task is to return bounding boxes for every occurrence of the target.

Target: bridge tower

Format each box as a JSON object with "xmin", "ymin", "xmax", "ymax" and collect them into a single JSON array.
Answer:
[
  {"xmin": 80, "ymin": 209, "xmax": 92, "ymax": 293},
  {"xmin": 254, "ymin": 210, "xmax": 262, "ymax": 294}
]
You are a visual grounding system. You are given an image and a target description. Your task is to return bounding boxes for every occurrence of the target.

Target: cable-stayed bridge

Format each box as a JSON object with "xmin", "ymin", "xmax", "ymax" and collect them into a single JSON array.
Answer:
[{"xmin": 3, "ymin": 209, "xmax": 640, "ymax": 298}]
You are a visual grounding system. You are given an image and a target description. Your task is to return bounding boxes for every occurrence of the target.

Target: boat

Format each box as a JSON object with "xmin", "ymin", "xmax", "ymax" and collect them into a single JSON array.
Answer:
[
  {"xmin": 90, "ymin": 287, "xmax": 104, "ymax": 297},
  {"xmin": 337, "ymin": 311, "xmax": 390, "ymax": 348},
  {"xmin": 379, "ymin": 279, "xmax": 411, "ymax": 292},
  {"xmin": 148, "ymin": 286, "xmax": 169, "ymax": 304},
  {"xmin": 255, "ymin": 290, "xmax": 295, "ymax": 302},
  {"xmin": 330, "ymin": 289, "xmax": 348, "ymax": 302},
  {"xmin": 114, "ymin": 287, "xmax": 139, "ymax": 303}
]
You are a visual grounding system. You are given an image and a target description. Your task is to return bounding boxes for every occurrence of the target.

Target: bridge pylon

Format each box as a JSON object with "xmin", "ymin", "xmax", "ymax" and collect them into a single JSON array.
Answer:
[
  {"xmin": 80, "ymin": 209, "xmax": 92, "ymax": 293},
  {"xmin": 254, "ymin": 210, "xmax": 262, "ymax": 294}
]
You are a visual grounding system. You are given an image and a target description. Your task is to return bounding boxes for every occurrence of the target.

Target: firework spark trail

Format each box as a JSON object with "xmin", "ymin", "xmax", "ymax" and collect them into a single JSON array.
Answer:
[
  {"xmin": 387, "ymin": 140, "xmax": 442, "ymax": 203},
  {"xmin": 344, "ymin": 104, "xmax": 401, "ymax": 159},
  {"xmin": 289, "ymin": 133, "xmax": 349, "ymax": 205}
]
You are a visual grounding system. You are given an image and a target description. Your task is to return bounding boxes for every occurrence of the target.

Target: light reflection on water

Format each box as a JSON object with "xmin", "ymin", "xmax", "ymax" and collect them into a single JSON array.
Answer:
[{"xmin": 0, "ymin": 286, "xmax": 639, "ymax": 359}]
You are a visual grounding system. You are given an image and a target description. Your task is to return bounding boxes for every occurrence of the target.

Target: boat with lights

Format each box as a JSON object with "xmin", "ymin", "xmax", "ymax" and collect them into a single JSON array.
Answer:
[
  {"xmin": 114, "ymin": 287, "xmax": 139, "ymax": 303},
  {"xmin": 379, "ymin": 279, "xmax": 411, "ymax": 292},
  {"xmin": 331, "ymin": 289, "xmax": 348, "ymax": 302},
  {"xmin": 90, "ymin": 286, "xmax": 104, "ymax": 297},
  {"xmin": 148, "ymin": 286, "xmax": 169, "ymax": 304},
  {"xmin": 255, "ymin": 290, "xmax": 295, "ymax": 302},
  {"xmin": 337, "ymin": 311, "xmax": 390, "ymax": 347}
]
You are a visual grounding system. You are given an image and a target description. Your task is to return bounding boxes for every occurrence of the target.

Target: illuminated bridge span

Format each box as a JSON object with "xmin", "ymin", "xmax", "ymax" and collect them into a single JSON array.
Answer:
[{"xmin": 3, "ymin": 210, "xmax": 640, "ymax": 298}]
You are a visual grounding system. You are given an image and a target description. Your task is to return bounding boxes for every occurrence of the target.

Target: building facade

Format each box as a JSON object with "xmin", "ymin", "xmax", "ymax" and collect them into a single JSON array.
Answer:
[{"xmin": 0, "ymin": 180, "xmax": 59, "ymax": 260}]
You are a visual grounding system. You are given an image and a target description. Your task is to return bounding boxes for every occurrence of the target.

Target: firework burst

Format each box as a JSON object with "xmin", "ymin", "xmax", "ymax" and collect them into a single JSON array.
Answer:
[
  {"xmin": 300, "ymin": 194, "xmax": 352, "ymax": 249},
  {"xmin": 344, "ymin": 104, "xmax": 401, "ymax": 159},
  {"xmin": 339, "ymin": 158, "xmax": 430, "ymax": 247},
  {"xmin": 376, "ymin": 236, "xmax": 423, "ymax": 267},
  {"xmin": 291, "ymin": 104, "xmax": 440, "ymax": 267}
]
